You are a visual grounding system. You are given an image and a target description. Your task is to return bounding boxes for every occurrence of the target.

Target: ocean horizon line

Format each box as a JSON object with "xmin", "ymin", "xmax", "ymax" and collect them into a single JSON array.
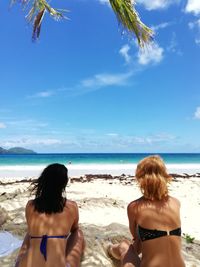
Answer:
[{"xmin": 2, "ymin": 152, "xmax": 200, "ymax": 154}]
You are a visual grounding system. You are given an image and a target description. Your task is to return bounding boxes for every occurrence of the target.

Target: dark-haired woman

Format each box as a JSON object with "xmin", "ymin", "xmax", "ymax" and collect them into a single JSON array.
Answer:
[
  {"xmin": 15, "ymin": 163, "xmax": 84, "ymax": 267},
  {"xmin": 107, "ymin": 155, "xmax": 185, "ymax": 267}
]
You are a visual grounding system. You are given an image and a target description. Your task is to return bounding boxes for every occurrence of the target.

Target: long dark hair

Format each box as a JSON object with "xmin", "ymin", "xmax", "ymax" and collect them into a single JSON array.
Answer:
[{"xmin": 32, "ymin": 163, "xmax": 68, "ymax": 214}]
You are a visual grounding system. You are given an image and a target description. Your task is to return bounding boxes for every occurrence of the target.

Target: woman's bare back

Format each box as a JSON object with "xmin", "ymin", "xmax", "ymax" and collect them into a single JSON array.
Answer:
[
  {"xmin": 18, "ymin": 199, "xmax": 79, "ymax": 267},
  {"xmin": 129, "ymin": 196, "xmax": 185, "ymax": 267}
]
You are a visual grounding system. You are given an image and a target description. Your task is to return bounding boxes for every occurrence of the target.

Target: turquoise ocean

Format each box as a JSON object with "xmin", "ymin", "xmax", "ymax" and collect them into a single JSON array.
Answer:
[
  {"xmin": 0, "ymin": 153, "xmax": 200, "ymax": 179},
  {"xmin": 1, "ymin": 153, "xmax": 200, "ymax": 165}
]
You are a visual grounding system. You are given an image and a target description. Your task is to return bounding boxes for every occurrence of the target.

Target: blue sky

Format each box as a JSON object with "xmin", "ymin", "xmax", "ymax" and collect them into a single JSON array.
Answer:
[{"xmin": 0, "ymin": 0, "xmax": 200, "ymax": 153}]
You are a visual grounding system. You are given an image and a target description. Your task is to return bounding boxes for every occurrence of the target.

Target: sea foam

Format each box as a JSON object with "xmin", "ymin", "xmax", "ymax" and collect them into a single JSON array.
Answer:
[{"xmin": 0, "ymin": 163, "xmax": 200, "ymax": 179}]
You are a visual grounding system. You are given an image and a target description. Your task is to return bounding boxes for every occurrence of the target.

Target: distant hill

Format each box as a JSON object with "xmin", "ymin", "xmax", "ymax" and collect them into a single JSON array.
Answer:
[{"xmin": 0, "ymin": 147, "xmax": 36, "ymax": 154}]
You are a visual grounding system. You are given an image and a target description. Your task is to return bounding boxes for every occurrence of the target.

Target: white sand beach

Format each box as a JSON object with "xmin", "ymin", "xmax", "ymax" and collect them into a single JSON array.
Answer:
[{"xmin": 0, "ymin": 174, "xmax": 200, "ymax": 267}]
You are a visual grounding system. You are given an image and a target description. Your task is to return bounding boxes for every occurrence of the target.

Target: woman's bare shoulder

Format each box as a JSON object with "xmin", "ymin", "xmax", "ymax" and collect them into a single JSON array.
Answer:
[
  {"xmin": 25, "ymin": 200, "xmax": 35, "ymax": 218},
  {"xmin": 168, "ymin": 195, "xmax": 181, "ymax": 205},
  {"xmin": 65, "ymin": 200, "xmax": 79, "ymax": 225},
  {"xmin": 127, "ymin": 197, "xmax": 144, "ymax": 214},
  {"xmin": 128, "ymin": 197, "xmax": 144, "ymax": 207},
  {"xmin": 65, "ymin": 199, "xmax": 78, "ymax": 210},
  {"xmin": 25, "ymin": 199, "xmax": 34, "ymax": 209}
]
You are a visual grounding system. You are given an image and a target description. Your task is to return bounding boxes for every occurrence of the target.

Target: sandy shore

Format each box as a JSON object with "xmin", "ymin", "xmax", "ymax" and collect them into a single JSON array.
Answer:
[{"xmin": 0, "ymin": 175, "xmax": 200, "ymax": 267}]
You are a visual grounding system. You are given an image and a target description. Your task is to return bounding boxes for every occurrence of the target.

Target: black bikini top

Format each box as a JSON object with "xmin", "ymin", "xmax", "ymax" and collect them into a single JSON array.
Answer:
[{"xmin": 138, "ymin": 225, "xmax": 181, "ymax": 242}]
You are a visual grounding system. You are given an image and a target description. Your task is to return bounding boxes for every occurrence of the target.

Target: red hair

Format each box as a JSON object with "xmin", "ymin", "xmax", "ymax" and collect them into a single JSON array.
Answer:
[{"xmin": 135, "ymin": 155, "xmax": 172, "ymax": 200}]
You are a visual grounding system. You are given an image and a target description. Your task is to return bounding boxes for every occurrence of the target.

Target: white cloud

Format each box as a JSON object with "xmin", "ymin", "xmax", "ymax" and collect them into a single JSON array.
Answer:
[
  {"xmin": 0, "ymin": 122, "xmax": 6, "ymax": 129},
  {"xmin": 1, "ymin": 131, "xmax": 177, "ymax": 152},
  {"xmin": 197, "ymin": 19, "xmax": 200, "ymax": 27},
  {"xmin": 136, "ymin": 0, "xmax": 179, "ymax": 10},
  {"xmin": 144, "ymin": 133, "xmax": 176, "ymax": 143},
  {"xmin": 7, "ymin": 119, "xmax": 48, "ymax": 130},
  {"xmin": 166, "ymin": 32, "xmax": 182, "ymax": 55},
  {"xmin": 188, "ymin": 19, "xmax": 200, "ymax": 46},
  {"xmin": 195, "ymin": 38, "xmax": 200, "ymax": 45},
  {"xmin": 4, "ymin": 138, "xmax": 62, "ymax": 147},
  {"xmin": 119, "ymin": 44, "xmax": 131, "ymax": 64},
  {"xmin": 37, "ymin": 91, "xmax": 53, "ymax": 97},
  {"xmin": 34, "ymin": 139, "xmax": 62, "ymax": 145},
  {"xmin": 106, "ymin": 133, "xmax": 119, "ymax": 137},
  {"xmin": 98, "ymin": 0, "xmax": 109, "ymax": 5},
  {"xmin": 167, "ymin": 33, "xmax": 177, "ymax": 52},
  {"xmin": 194, "ymin": 107, "xmax": 200, "ymax": 119},
  {"xmin": 59, "ymin": 70, "xmax": 135, "ymax": 97},
  {"xmin": 98, "ymin": 0, "xmax": 179, "ymax": 10},
  {"xmin": 81, "ymin": 72, "xmax": 133, "ymax": 88},
  {"xmin": 185, "ymin": 0, "xmax": 200, "ymax": 15},
  {"xmin": 67, "ymin": 132, "xmax": 177, "ymax": 151},
  {"xmin": 28, "ymin": 90, "xmax": 54, "ymax": 98},
  {"xmin": 188, "ymin": 22, "xmax": 195, "ymax": 29},
  {"xmin": 105, "ymin": 132, "xmax": 176, "ymax": 144},
  {"xmin": 188, "ymin": 19, "xmax": 200, "ymax": 29},
  {"xmin": 137, "ymin": 43, "xmax": 164, "ymax": 65},
  {"xmin": 151, "ymin": 22, "xmax": 172, "ymax": 31},
  {"xmin": 128, "ymin": 133, "xmax": 175, "ymax": 145}
]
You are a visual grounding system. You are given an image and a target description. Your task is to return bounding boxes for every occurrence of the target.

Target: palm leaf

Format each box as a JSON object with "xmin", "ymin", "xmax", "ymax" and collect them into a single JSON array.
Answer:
[
  {"xmin": 32, "ymin": 8, "xmax": 45, "ymax": 40},
  {"xmin": 10, "ymin": 0, "xmax": 153, "ymax": 44},
  {"xmin": 11, "ymin": 0, "xmax": 68, "ymax": 39},
  {"xmin": 109, "ymin": 0, "xmax": 153, "ymax": 46}
]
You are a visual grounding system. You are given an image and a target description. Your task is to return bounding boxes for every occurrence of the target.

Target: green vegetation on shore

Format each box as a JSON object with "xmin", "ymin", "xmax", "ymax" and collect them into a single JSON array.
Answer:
[
  {"xmin": 0, "ymin": 147, "xmax": 36, "ymax": 154},
  {"xmin": 183, "ymin": 233, "xmax": 195, "ymax": 244}
]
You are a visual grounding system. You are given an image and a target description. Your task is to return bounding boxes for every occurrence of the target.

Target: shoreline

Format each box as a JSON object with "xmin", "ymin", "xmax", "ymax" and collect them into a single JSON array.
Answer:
[
  {"xmin": 0, "ymin": 174, "xmax": 200, "ymax": 266},
  {"xmin": 0, "ymin": 163, "xmax": 200, "ymax": 179}
]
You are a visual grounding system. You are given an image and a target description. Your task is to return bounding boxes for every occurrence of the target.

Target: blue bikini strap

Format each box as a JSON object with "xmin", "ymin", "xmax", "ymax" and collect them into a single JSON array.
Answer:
[{"xmin": 31, "ymin": 234, "xmax": 69, "ymax": 261}]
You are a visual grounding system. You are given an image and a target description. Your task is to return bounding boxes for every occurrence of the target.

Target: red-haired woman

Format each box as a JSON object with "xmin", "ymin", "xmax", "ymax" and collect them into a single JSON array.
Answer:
[{"xmin": 108, "ymin": 155, "xmax": 185, "ymax": 267}]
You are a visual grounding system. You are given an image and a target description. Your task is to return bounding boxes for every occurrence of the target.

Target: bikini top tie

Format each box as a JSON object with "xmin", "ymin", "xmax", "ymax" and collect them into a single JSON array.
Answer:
[{"xmin": 30, "ymin": 234, "xmax": 69, "ymax": 261}]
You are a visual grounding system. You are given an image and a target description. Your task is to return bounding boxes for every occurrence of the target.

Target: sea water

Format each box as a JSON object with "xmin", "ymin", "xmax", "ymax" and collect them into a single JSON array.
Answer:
[{"xmin": 0, "ymin": 153, "xmax": 200, "ymax": 179}]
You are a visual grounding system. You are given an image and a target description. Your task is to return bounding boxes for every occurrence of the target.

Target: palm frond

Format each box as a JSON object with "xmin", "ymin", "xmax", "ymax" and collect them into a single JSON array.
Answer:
[
  {"xmin": 10, "ymin": 0, "xmax": 31, "ymax": 8},
  {"xmin": 32, "ymin": 8, "xmax": 45, "ymax": 40},
  {"xmin": 109, "ymin": 0, "xmax": 153, "ymax": 46},
  {"xmin": 11, "ymin": 0, "xmax": 68, "ymax": 40},
  {"xmin": 10, "ymin": 0, "xmax": 153, "ymax": 44}
]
